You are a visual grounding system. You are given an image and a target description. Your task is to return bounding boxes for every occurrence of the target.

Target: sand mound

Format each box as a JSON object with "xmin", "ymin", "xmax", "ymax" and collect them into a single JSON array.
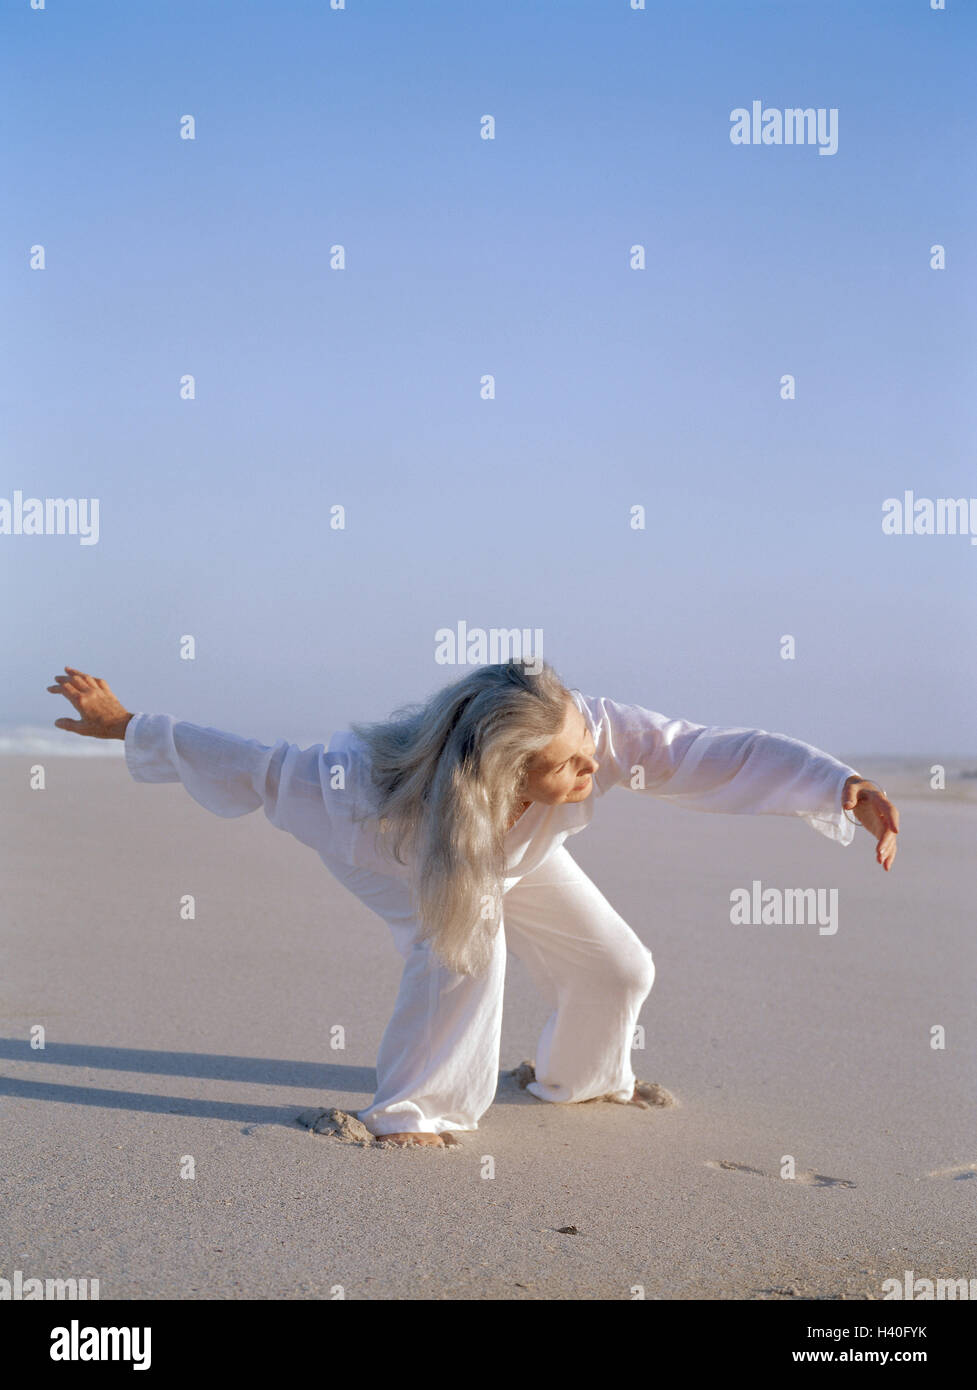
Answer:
[{"xmin": 296, "ymin": 1107, "xmax": 374, "ymax": 1144}]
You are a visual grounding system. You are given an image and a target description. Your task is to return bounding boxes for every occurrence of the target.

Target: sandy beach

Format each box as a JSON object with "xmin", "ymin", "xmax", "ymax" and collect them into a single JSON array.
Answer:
[{"xmin": 2, "ymin": 753, "xmax": 975, "ymax": 1300}]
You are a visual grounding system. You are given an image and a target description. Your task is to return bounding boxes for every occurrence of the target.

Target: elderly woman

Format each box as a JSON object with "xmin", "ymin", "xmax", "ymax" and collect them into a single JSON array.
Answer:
[{"xmin": 48, "ymin": 661, "xmax": 899, "ymax": 1149}]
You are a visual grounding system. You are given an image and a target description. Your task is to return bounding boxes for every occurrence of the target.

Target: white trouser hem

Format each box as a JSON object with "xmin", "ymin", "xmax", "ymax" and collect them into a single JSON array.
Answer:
[
  {"xmin": 526, "ymin": 1076, "xmax": 636, "ymax": 1106},
  {"xmin": 356, "ymin": 1111, "xmax": 475, "ymax": 1138}
]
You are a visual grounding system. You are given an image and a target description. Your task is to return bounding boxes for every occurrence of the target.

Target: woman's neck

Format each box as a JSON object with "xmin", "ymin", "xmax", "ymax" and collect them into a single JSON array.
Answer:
[{"xmin": 506, "ymin": 800, "xmax": 533, "ymax": 831}]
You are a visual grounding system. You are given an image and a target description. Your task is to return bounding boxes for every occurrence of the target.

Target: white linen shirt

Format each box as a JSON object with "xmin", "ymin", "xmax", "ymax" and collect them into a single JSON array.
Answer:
[{"xmin": 122, "ymin": 690, "xmax": 862, "ymax": 884}]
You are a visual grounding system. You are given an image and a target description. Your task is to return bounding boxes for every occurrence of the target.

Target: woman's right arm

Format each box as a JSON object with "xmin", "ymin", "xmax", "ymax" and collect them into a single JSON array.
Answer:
[{"xmin": 48, "ymin": 665, "xmax": 355, "ymax": 855}]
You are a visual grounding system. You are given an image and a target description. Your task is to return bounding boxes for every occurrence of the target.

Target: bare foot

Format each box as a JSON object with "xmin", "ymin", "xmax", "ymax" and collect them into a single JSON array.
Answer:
[{"xmin": 375, "ymin": 1131, "xmax": 446, "ymax": 1148}]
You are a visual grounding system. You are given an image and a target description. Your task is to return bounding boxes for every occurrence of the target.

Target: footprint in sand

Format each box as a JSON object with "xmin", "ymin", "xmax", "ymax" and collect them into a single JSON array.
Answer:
[
  {"xmin": 706, "ymin": 1159, "xmax": 856, "ymax": 1188},
  {"xmin": 707, "ymin": 1159, "xmax": 767, "ymax": 1177},
  {"xmin": 926, "ymin": 1163, "xmax": 977, "ymax": 1181}
]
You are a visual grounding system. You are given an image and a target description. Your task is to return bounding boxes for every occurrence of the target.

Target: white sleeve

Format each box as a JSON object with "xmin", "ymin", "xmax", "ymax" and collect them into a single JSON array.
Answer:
[
  {"xmin": 123, "ymin": 713, "xmax": 359, "ymax": 857},
  {"xmin": 573, "ymin": 692, "xmax": 863, "ymax": 846}
]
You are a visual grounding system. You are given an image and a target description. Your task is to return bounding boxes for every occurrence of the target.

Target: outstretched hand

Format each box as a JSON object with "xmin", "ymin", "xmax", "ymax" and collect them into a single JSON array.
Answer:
[
  {"xmin": 47, "ymin": 666, "xmax": 133, "ymax": 740},
  {"xmin": 842, "ymin": 776, "xmax": 899, "ymax": 872}
]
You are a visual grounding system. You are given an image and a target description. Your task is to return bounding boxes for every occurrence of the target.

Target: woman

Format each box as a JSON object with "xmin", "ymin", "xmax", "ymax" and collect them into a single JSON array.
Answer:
[{"xmin": 47, "ymin": 660, "xmax": 899, "ymax": 1149}]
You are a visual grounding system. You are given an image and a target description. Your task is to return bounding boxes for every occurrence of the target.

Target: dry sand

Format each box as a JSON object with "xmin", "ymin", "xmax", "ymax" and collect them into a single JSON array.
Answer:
[{"xmin": 1, "ymin": 755, "xmax": 975, "ymax": 1300}]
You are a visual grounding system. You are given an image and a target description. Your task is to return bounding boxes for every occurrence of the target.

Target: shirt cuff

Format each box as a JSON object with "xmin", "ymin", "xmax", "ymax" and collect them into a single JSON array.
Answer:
[
  {"xmin": 124, "ymin": 713, "xmax": 180, "ymax": 782},
  {"xmin": 801, "ymin": 764, "xmax": 861, "ymax": 845}
]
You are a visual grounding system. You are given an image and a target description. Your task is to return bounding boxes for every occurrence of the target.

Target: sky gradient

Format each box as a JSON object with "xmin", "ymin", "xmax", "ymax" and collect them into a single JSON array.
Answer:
[{"xmin": 4, "ymin": 0, "xmax": 975, "ymax": 757}]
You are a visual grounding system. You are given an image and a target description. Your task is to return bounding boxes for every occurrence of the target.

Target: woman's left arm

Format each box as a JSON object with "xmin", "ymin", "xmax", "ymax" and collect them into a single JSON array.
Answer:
[{"xmin": 574, "ymin": 693, "xmax": 899, "ymax": 869}]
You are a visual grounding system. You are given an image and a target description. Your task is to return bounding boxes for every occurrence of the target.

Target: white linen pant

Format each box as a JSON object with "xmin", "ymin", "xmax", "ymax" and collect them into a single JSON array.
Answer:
[{"xmin": 327, "ymin": 845, "xmax": 656, "ymax": 1136}]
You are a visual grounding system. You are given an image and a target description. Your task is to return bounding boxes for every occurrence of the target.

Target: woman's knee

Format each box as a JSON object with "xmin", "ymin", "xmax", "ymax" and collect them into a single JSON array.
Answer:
[
  {"xmin": 631, "ymin": 943, "xmax": 656, "ymax": 997},
  {"xmin": 638, "ymin": 944, "xmax": 656, "ymax": 995},
  {"xmin": 596, "ymin": 938, "xmax": 655, "ymax": 1001}
]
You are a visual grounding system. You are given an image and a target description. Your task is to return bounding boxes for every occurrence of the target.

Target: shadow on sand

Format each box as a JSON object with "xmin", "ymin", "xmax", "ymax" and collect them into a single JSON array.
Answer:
[{"xmin": 0, "ymin": 1038, "xmax": 540, "ymax": 1128}]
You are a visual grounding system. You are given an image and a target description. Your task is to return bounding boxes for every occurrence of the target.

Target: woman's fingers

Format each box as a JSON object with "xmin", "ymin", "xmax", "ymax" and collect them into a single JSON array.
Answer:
[
  {"xmin": 872, "ymin": 793, "xmax": 899, "ymax": 870},
  {"xmin": 48, "ymin": 669, "xmax": 106, "ymax": 705},
  {"xmin": 848, "ymin": 784, "xmax": 899, "ymax": 872},
  {"xmin": 64, "ymin": 666, "xmax": 97, "ymax": 687},
  {"xmin": 48, "ymin": 676, "xmax": 83, "ymax": 705},
  {"xmin": 62, "ymin": 667, "xmax": 100, "ymax": 692},
  {"xmin": 878, "ymin": 831, "xmax": 897, "ymax": 864},
  {"xmin": 47, "ymin": 666, "xmax": 129, "ymax": 740},
  {"xmin": 49, "ymin": 668, "xmax": 101, "ymax": 734}
]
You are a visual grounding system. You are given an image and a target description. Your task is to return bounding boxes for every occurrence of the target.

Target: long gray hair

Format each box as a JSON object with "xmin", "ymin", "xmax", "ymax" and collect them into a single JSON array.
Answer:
[{"xmin": 349, "ymin": 660, "xmax": 571, "ymax": 977}]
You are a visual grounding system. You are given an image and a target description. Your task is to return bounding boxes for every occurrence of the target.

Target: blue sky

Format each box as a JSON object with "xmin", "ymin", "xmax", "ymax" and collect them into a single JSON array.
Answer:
[{"xmin": 3, "ymin": 0, "xmax": 975, "ymax": 756}]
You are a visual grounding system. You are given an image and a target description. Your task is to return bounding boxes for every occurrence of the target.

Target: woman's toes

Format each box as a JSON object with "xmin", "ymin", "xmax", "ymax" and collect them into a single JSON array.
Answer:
[{"xmin": 375, "ymin": 1132, "xmax": 445, "ymax": 1148}]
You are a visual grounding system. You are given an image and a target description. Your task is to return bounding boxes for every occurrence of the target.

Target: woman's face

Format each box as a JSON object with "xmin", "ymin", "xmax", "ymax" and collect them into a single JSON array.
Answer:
[{"xmin": 522, "ymin": 696, "xmax": 599, "ymax": 805}]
